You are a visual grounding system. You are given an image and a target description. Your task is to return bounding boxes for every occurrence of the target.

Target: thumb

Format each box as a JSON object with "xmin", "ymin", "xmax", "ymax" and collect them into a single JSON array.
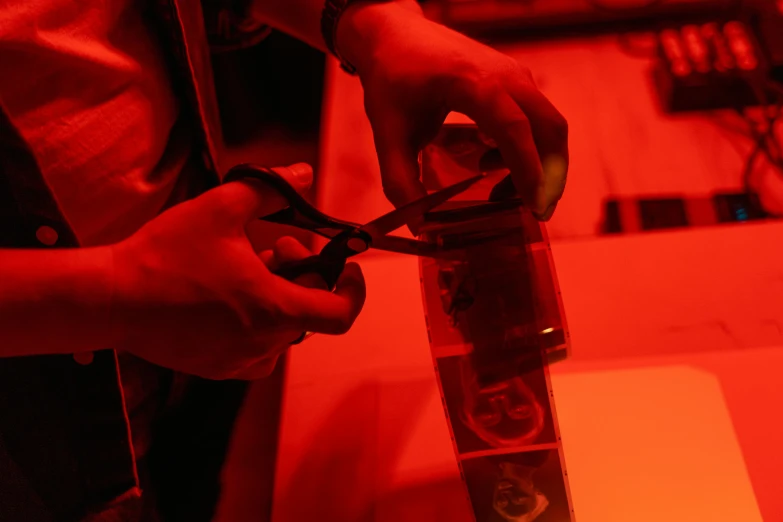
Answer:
[
  {"xmin": 373, "ymin": 117, "xmax": 429, "ymax": 212},
  {"xmin": 276, "ymin": 262, "xmax": 367, "ymax": 336},
  {"xmin": 203, "ymin": 163, "xmax": 314, "ymax": 226}
]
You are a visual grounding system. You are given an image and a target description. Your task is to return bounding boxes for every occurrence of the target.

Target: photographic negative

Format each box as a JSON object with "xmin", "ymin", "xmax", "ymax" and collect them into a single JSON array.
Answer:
[
  {"xmin": 460, "ymin": 449, "xmax": 572, "ymax": 522},
  {"xmin": 435, "ymin": 354, "xmax": 557, "ymax": 454},
  {"xmin": 420, "ymin": 256, "xmax": 474, "ymax": 358},
  {"xmin": 419, "ymin": 121, "xmax": 575, "ymax": 522},
  {"xmin": 420, "ymin": 237, "xmax": 568, "ymax": 374},
  {"xmin": 419, "ymin": 123, "xmax": 567, "ymax": 367}
]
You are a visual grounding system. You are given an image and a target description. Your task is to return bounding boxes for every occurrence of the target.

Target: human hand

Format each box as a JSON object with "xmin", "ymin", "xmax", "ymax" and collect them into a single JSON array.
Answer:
[
  {"xmin": 109, "ymin": 166, "xmax": 366, "ymax": 380},
  {"xmin": 337, "ymin": 2, "xmax": 568, "ymax": 221}
]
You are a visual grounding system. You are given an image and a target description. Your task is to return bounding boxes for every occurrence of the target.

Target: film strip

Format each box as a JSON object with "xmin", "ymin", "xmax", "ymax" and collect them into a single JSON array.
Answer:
[{"xmin": 418, "ymin": 123, "xmax": 576, "ymax": 522}]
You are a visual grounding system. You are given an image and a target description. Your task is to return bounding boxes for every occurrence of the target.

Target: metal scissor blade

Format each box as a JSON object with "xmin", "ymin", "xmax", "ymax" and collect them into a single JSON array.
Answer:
[
  {"xmin": 368, "ymin": 234, "xmax": 447, "ymax": 258},
  {"xmin": 360, "ymin": 175, "xmax": 484, "ymax": 240}
]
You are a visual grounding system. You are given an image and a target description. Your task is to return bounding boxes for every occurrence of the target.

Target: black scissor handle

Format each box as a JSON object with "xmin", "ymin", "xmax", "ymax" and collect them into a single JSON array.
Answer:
[
  {"xmin": 274, "ymin": 254, "xmax": 346, "ymax": 346},
  {"xmin": 273, "ymin": 254, "xmax": 346, "ymax": 291},
  {"xmin": 224, "ymin": 163, "xmax": 361, "ymax": 238}
]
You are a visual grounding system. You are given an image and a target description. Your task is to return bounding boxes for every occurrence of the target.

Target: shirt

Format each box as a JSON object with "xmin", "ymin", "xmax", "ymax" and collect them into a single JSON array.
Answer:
[
  {"xmin": 0, "ymin": 0, "xmax": 192, "ymax": 247},
  {"xmin": 0, "ymin": 0, "xmax": 193, "ymax": 460},
  {"xmin": 0, "ymin": 0, "xmax": 270, "ymax": 518}
]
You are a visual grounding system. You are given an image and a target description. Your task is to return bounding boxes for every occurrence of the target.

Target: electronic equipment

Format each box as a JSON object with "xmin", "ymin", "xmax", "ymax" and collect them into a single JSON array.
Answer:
[
  {"xmin": 422, "ymin": 0, "xmax": 737, "ymax": 40},
  {"xmin": 602, "ymin": 191, "xmax": 771, "ymax": 234},
  {"xmin": 652, "ymin": 0, "xmax": 783, "ymax": 112},
  {"xmin": 653, "ymin": 19, "xmax": 772, "ymax": 111},
  {"xmin": 650, "ymin": 1, "xmax": 783, "ymax": 112}
]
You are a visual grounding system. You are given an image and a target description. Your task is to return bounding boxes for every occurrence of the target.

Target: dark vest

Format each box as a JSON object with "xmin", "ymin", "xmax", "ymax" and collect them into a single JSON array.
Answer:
[{"xmin": 0, "ymin": 0, "xmax": 263, "ymax": 519}]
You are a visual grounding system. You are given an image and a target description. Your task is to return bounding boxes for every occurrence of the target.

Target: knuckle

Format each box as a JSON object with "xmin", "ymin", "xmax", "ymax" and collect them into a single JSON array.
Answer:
[
  {"xmin": 331, "ymin": 315, "xmax": 354, "ymax": 335},
  {"xmin": 551, "ymin": 112, "xmax": 569, "ymax": 141},
  {"xmin": 512, "ymin": 61, "xmax": 534, "ymax": 81},
  {"xmin": 503, "ymin": 113, "xmax": 533, "ymax": 134},
  {"xmin": 256, "ymin": 293, "xmax": 293, "ymax": 330},
  {"xmin": 447, "ymin": 66, "xmax": 495, "ymax": 99},
  {"xmin": 381, "ymin": 180, "xmax": 408, "ymax": 207},
  {"xmin": 274, "ymin": 235, "xmax": 293, "ymax": 250},
  {"xmin": 281, "ymin": 235, "xmax": 305, "ymax": 249},
  {"xmin": 271, "ymin": 301, "xmax": 298, "ymax": 329},
  {"xmin": 471, "ymin": 79, "xmax": 505, "ymax": 102}
]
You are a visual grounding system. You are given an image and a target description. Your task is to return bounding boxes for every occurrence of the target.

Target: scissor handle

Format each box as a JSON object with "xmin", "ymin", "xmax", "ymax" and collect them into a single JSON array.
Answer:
[
  {"xmin": 224, "ymin": 163, "xmax": 361, "ymax": 239},
  {"xmin": 274, "ymin": 254, "xmax": 346, "ymax": 345},
  {"xmin": 273, "ymin": 254, "xmax": 346, "ymax": 291}
]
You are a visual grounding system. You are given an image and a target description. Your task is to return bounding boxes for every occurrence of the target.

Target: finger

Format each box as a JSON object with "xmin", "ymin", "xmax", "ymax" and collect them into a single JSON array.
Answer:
[
  {"xmin": 506, "ymin": 79, "xmax": 569, "ymax": 167},
  {"xmin": 505, "ymin": 80, "xmax": 569, "ymax": 220},
  {"xmin": 372, "ymin": 111, "xmax": 429, "ymax": 212},
  {"xmin": 276, "ymin": 262, "xmax": 366, "ymax": 335},
  {"xmin": 446, "ymin": 85, "xmax": 548, "ymax": 217},
  {"xmin": 259, "ymin": 236, "xmax": 314, "ymax": 272},
  {"xmin": 271, "ymin": 163, "xmax": 314, "ymax": 193},
  {"xmin": 199, "ymin": 178, "xmax": 292, "ymax": 230},
  {"xmin": 272, "ymin": 237, "xmax": 329, "ymax": 290},
  {"xmin": 273, "ymin": 236, "xmax": 313, "ymax": 264},
  {"xmin": 259, "ymin": 249, "xmax": 275, "ymax": 269},
  {"xmin": 229, "ymin": 352, "xmax": 285, "ymax": 381},
  {"xmin": 202, "ymin": 164, "xmax": 314, "ymax": 226}
]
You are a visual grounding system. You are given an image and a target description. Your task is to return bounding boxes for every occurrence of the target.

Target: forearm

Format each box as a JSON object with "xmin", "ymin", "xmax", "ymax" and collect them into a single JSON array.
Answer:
[
  {"xmin": 247, "ymin": 0, "xmax": 423, "ymax": 69},
  {"xmin": 0, "ymin": 247, "xmax": 116, "ymax": 357}
]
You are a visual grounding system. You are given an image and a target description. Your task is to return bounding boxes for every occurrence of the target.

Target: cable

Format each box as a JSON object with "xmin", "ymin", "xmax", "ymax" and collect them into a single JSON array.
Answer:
[
  {"xmin": 748, "ymin": 81, "xmax": 783, "ymax": 169},
  {"xmin": 738, "ymin": 113, "xmax": 773, "ymax": 194},
  {"xmin": 730, "ymin": 81, "xmax": 783, "ymax": 215}
]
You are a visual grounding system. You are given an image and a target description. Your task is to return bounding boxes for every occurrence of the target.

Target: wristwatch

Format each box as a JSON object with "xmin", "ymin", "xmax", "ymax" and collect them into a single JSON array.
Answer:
[{"xmin": 321, "ymin": 0, "xmax": 360, "ymax": 74}]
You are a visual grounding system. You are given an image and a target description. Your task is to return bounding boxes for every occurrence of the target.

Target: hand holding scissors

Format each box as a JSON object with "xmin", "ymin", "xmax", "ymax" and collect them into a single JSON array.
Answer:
[{"xmin": 223, "ymin": 163, "xmax": 485, "ymax": 342}]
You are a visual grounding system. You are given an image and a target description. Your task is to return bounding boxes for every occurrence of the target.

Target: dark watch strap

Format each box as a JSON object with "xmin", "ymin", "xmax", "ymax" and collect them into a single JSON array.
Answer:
[{"xmin": 320, "ymin": 0, "xmax": 360, "ymax": 75}]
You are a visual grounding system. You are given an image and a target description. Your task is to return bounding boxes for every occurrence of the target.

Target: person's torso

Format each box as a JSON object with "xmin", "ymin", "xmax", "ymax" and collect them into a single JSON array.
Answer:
[
  {"xmin": 0, "ymin": 0, "xmax": 192, "ymax": 247},
  {"xmin": 0, "ymin": 0, "xmax": 200, "ymax": 463},
  {"xmin": 0, "ymin": 0, "xmax": 254, "ymax": 517}
]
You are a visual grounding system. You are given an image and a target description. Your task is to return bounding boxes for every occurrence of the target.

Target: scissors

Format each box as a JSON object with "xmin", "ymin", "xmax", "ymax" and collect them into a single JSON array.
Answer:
[{"xmin": 223, "ymin": 164, "xmax": 485, "ymax": 340}]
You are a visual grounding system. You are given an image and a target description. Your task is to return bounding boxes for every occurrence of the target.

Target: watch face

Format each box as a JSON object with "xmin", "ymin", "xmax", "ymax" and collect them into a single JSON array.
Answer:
[{"xmin": 323, "ymin": 0, "xmax": 363, "ymax": 73}]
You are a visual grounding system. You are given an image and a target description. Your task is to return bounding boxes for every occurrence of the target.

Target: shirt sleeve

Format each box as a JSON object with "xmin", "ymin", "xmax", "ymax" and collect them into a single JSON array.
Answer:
[{"xmin": 200, "ymin": 0, "xmax": 273, "ymax": 53}]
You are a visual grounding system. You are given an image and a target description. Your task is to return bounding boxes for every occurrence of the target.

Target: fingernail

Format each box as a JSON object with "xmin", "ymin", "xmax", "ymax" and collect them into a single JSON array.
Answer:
[
  {"xmin": 542, "ymin": 154, "xmax": 567, "ymax": 202},
  {"xmin": 287, "ymin": 163, "xmax": 313, "ymax": 188}
]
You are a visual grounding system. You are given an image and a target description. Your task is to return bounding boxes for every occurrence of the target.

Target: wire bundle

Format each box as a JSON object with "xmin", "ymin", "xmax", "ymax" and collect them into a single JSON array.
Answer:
[{"xmin": 735, "ymin": 81, "xmax": 783, "ymax": 213}]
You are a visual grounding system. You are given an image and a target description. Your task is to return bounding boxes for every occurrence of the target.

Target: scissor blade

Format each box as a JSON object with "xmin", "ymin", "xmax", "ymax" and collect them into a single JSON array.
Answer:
[
  {"xmin": 369, "ymin": 234, "xmax": 446, "ymax": 258},
  {"xmin": 360, "ymin": 175, "xmax": 484, "ymax": 240}
]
